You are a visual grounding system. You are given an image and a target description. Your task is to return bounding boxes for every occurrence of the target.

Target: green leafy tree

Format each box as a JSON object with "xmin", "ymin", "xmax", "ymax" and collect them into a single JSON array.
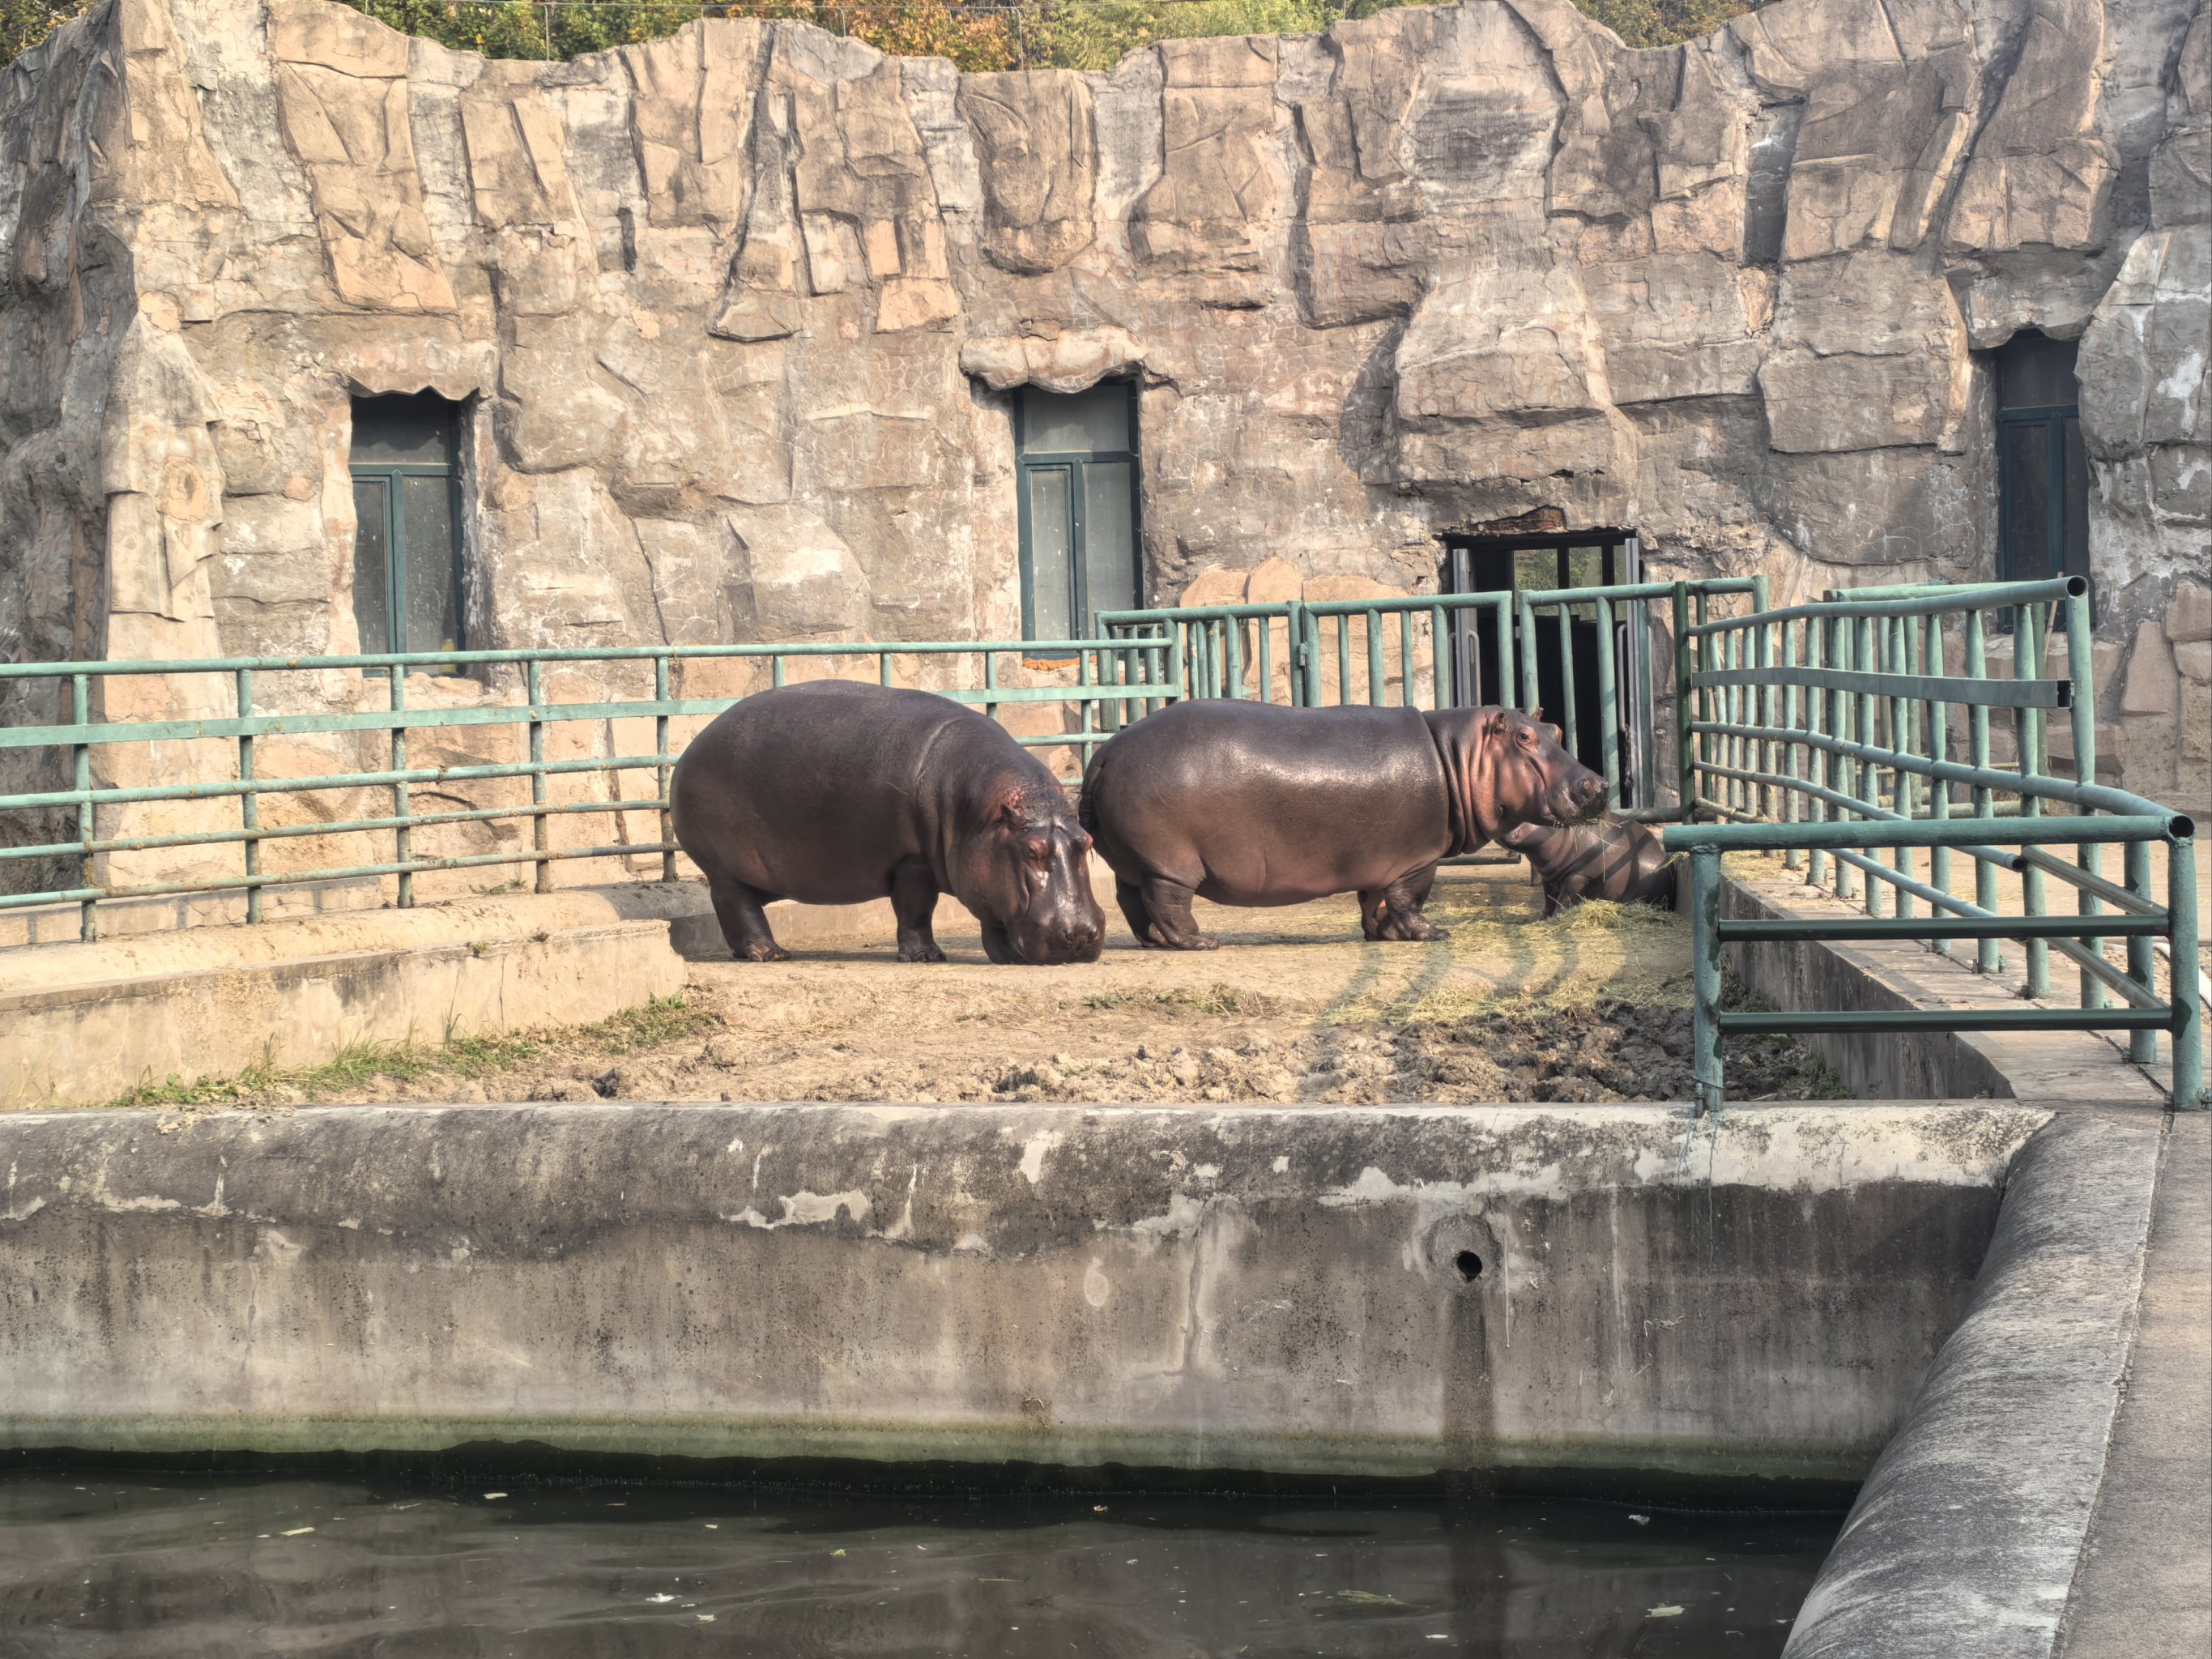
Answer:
[{"xmin": 3, "ymin": 0, "xmax": 98, "ymax": 65}]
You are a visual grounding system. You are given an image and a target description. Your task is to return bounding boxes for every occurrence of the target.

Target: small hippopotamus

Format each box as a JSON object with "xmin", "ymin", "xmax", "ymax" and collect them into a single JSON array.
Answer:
[
  {"xmin": 1501, "ymin": 814, "xmax": 1679, "ymax": 917},
  {"xmin": 671, "ymin": 680, "xmax": 1105, "ymax": 965},
  {"xmin": 1078, "ymin": 700, "xmax": 1608, "ymax": 949}
]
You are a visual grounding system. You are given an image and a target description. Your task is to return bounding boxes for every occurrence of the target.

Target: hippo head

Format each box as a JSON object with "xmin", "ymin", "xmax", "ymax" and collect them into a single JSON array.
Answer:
[
  {"xmin": 1426, "ymin": 705, "xmax": 1609, "ymax": 851},
  {"xmin": 961, "ymin": 782, "xmax": 1106, "ymax": 965}
]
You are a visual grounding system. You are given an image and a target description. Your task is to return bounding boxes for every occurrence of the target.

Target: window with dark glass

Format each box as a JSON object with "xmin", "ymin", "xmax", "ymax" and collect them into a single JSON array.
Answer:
[
  {"xmin": 350, "ymin": 394, "xmax": 464, "ymax": 658},
  {"xmin": 1016, "ymin": 382, "xmax": 1141, "ymax": 640},
  {"xmin": 1993, "ymin": 332, "xmax": 2091, "ymax": 627}
]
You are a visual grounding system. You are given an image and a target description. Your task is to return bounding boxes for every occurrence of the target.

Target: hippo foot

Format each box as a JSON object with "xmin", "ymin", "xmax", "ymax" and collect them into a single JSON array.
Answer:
[
  {"xmin": 1144, "ymin": 930, "xmax": 1220, "ymax": 952},
  {"xmin": 736, "ymin": 940, "xmax": 792, "ymax": 963},
  {"xmin": 1365, "ymin": 915, "xmax": 1447, "ymax": 943},
  {"xmin": 898, "ymin": 940, "xmax": 947, "ymax": 963}
]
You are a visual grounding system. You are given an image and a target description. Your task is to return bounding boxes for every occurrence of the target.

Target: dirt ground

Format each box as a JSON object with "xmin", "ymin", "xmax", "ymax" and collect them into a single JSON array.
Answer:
[{"xmin": 321, "ymin": 863, "xmax": 1842, "ymax": 1108}]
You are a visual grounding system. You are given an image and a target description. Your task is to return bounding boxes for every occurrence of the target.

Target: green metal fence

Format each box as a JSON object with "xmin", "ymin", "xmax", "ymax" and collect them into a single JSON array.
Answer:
[
  {"xmin": 1101, "ymin": 577, "xmax": 1765, "ymax": 812},
  {"xmin": 0, "ymin": 638, "xmax": 1176, "ymax": 942},
  {"xmin": 1664, "ymin": 576, "xmax": 2204, "ymax": 1113}
]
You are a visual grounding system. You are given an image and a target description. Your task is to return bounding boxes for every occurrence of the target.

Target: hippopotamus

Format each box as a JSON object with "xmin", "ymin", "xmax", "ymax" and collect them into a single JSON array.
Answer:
[
  {"xmin": 1078, "ymin": 700, "xmax": 1608, "ymax": 949},
  {"xmin": 671, "ymin": 680, "xmax": 1105, "ymax": 965},
  {"xmin": 1502, "ymin": 814, "xmax": 1680, "ymax": 917}
]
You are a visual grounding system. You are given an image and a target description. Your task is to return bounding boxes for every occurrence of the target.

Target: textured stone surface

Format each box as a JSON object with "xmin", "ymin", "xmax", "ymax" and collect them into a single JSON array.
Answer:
[{"xmin": 2, "ymin": 0, "xmax": 2206, "ymax": 838}]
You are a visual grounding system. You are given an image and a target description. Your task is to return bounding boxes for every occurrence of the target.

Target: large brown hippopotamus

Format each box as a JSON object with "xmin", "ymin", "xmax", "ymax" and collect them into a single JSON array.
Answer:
[
  {"xmin": 1078, "ymin": 700, "xmax": 1608, "ymax": 950},
  {"xmin": 671, "ymin": 680, "xmax": 1106, "ymax": 965},
  {"xmin": 1501, "ymin": 814, "xmax": 1680, "ymax": 917}
]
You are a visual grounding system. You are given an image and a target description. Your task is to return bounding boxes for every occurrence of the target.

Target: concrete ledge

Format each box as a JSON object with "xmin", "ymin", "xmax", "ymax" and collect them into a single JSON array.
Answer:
[
  {"xmin": 1784, "ymin": 1111, "xmax": 2165, "ymax": 1659},
  {"xmin": 0, "ymin": 1102, "xmax": 2042, "ymax": 1486}
]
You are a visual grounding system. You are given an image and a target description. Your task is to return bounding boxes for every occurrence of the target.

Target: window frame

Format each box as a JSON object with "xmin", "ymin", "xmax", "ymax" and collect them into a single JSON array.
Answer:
[
  {"xmin": 1013, "ymin": 382, "xmax": 1142, "ymax": 642},
  {"xmin": 347, "ymin": 458, "xmax": 464, "ymax": 663}
]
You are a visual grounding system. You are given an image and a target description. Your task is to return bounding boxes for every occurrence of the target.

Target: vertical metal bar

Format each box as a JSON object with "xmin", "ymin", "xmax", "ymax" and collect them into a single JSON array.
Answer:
[
  {"xmin": 1834, "ymin": 616, "xmax": 1860, "ymax": 904},
  {"xmin": 2066, "ymin": 587, "xmax": 2105, "ymax": 1010},
  {"xmin": 1782, "ymin": 619, "xmax": 1802, "ymax": 868},
  {"xmin": 1754, "ymin": 607, "xmax": 1774, "ymax": 821},
  {"xmin": 390, "ymin": 666, "xmax": 412, "ymax": 909},
  {"xmin": 1673, "ymin": 583, "xmax": 1692, "ymax": 812},
  {"xmin": 1430, "ymin": 605, "xmax": 1448, "ymax": 710},
  {"xmin": 1335, "ymin": 613, "xmax": 1351, "ymax": 707},
  {"xmin": 1519, "ymin": 596, "xmax": 1541, "ymax": 714},
  {"xmin": 1366, "ymin": 608, "xmax": 1386, "ymax": 706},
  {"xmin": 1257, "ymin": 613, "xmax": 1273, "ymax": 706},
  {"xmin": 2020, "ymin": 603, "xmax": 2051, "ymax": 998},
  {"xmin": 1926, "ymin": 614, "xmax": 1952, "ymax": 956},
  {"xmin": 1400, "ymin": 608, "xmax": 1417, "ymax": 708},
  {"xmin": 526, "ymin": 658, "xmax": 550, "ymax": 895},
  {"xmin": 878, "ymin": 651, "xmax": 893, "ymax": 688},
  {"xmin": 1967, "ymin": 608, "xmax": 2001, "ymax": 973},
  {"xmin": 1813, "ymin": 619, "xmax": 1831, "ymax": 889},
  {"xmin": 1893, "ymin": 616, "xmax": 1916, "ymax": 921},
  {"xmin": 2172, "ymin": 832, "xmax": 2204, "ymax": 1109},
  {"xmin": 1078, "ymin": 644, "xmax": 1095, "ymax": 756},
  {"xmin": 1722, "ymin": 625, "xmax": 1741, "ymax": 817},
  {"xmin": 237, "ymin": 667, "xmax": 261, "ymax": 923},
  {"xmin": 772, "ymin": 654, "xmax": 786, "ymax": 689},
  {"xmin": 2125, "ymin": 838, "xmax": 2158, "ymax": 1064},
  {"xmin": 1858, "ymin": 612, "xmax": 1881, "ymax": 916},
  {"xmin": 1558, "ymin": 605, "xmax": 1579, "ymax": 761},
  {"xmin": 1596, "ymin": 595, "xmax": 1619, "ymax": 808},
  {"xmin": 1692, "ymin": 848, "xmax": 1723, "ymax": 1115},
  {"xmin": 1635, "ymin": 601, "xmax": 1657, "ymax": 813},
  {"xmin": 654, "ymin": 655, "xmax": 675, "ymax": 882},
  {"xmin": 73, "ymin": 674, "xmax": 96, "ymax": 942}
]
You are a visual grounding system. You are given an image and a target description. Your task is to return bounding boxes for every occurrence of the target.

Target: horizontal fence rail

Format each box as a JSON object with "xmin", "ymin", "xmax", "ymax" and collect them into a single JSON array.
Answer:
[
  {"xmin": 0, "ymin": 638, "xmax": 1180, "ymax": 941},
  {"xmin": 1666, "ymin": 576, "xmax": 2204, "ymax": 1113},
  {"xmin": 1102, "ymin": 578, "xmax": 1763, "ymax": 816}
]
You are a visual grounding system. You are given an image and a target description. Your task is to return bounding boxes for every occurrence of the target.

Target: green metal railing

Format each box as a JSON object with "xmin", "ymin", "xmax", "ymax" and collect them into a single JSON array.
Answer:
[
  {"xmin": 1101, "ymin": 578, "xmax": 1765, "ymax": 812},
  {"xmin": 0, "ymin": 638, "xmax": 1178, "ymax": 941},
  {"xmin": 1665, "ymin": 576, "xmax": 2204, "ymax": 1112}
]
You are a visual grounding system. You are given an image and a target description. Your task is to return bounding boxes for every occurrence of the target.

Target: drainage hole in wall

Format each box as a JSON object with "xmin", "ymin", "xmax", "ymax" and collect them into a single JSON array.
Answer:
[{"xmin": 1454, "ymin": 1251, "xmax": 1483, "ymax": 1282}]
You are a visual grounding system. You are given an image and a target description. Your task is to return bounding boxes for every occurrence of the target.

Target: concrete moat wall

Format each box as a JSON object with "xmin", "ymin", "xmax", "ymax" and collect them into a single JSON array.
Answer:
[
  {"xmin": 0, "ymin": 1102, "xmax": 2043, "ymax": 1486},
  {"xmin": 0, "ymin": 0, "xmax": 2206, "ymax": 859}
]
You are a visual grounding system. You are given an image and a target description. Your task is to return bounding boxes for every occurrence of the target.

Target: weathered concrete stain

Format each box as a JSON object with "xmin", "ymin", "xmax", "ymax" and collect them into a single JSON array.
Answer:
[{"xmin": 0, "ymin": 1102, "xmax": 2044, "ymax": 1485}]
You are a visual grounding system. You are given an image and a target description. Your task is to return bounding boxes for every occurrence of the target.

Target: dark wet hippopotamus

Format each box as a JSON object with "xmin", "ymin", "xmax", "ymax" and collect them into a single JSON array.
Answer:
[
  {"xmin": 1077, "ymin": 701, "xmax": 1608, "ymax": 949},
  {"xmin": 671, "ymin": 680, "xmax": 1105, "ymax": 965},
  {"xmin": 1502, "ymin": 814, "xmax": 1680, "ymax": 917}
]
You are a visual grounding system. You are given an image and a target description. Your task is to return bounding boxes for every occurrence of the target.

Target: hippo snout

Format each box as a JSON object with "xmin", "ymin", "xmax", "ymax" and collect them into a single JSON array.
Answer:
[
  {"xmin": 1041, "ymin": 915, "xmax": 1106, "ymax": 964},
  {"xmin": 1569, "ymin": 770, "xmax": 1609, "ymax": 817}
]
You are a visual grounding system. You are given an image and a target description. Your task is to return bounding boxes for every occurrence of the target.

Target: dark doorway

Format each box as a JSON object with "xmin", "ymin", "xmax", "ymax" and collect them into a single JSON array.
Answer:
[
  {"xmin": 1993, "ymin": 332, "xmax": 2090, "ymax": 628},
  {"xmin": 1440, "ymin": 529, "xmax": 1644, "ymax": 806}
]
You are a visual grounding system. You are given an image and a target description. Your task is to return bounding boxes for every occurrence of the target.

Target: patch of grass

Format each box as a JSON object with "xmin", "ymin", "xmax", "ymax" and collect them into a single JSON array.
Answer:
[{"xmin": 103, "ymin": 996, "xmax": 718, "ymax": 1111}]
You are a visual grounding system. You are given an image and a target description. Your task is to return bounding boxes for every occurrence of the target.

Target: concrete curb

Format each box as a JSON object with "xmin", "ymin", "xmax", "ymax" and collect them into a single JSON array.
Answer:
[{"xmin": 1782, "ymin": 1112, "xmax": 2166, "ymax": 1659}]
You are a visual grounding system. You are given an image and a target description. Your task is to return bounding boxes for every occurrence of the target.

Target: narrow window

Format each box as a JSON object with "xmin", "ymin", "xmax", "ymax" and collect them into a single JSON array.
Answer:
[
  {"xmin": 1016, "ymin": 382, "xmax": 1141, "ymax": 640},
  {"xmin": 1993, "ymin": 332, "xmax": 2091, "ymax": 627},
  {"xmin": 349, "ymin": 393, "xmax": 464, "ymax": 658}
]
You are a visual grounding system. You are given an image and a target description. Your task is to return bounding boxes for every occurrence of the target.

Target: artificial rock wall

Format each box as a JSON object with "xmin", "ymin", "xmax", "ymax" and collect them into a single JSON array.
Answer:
[{"xmin": 1, "ymin": 0, "xmax": 2207, "ymax": 819}]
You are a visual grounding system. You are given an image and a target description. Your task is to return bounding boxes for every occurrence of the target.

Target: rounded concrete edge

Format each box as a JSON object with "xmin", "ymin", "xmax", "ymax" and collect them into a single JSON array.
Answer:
[{"xmin": 1781, "ymin": 1111, "xmax": 2167, "ymax": 1659}]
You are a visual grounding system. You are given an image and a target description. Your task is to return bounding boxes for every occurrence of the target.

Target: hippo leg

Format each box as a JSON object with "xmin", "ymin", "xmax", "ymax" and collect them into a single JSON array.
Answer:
[
  {"xmin": 1135, "ymin": 874, "xmax": 1217, "ymax": 951},
  {"xmin": 1361, "ymin": 864, "xmax": 1447, "ymax": 943},
  {"xmin": 1113, "ymin": 879, "xmax": 1153, "ymax": 944},
  {"xmin": 708, "ymin": 877, "xmax": 790, "ymax": 963},
  {"xmin": 889, "ymin": 859, "xmax": 946, "ymax": 963}
]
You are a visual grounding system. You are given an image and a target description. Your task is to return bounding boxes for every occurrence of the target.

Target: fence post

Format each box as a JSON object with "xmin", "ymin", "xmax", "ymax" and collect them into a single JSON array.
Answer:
[
  {"xmin": 526, "ymin": 658, "xmax": 550, "ymax": 895},
  {"xmin": 388, "ymin": 667, "xmax": 416, "ymax": 909},
  {"xmin": 73, "ymin": 672, "xmax": 96, "ymax": 943},
  {"xmin": 1966, "ymin": 608, "xmax": 2001, "ymax": 972},
  {"xmin": 2172, "ymin": 830, "xmax": 2204, "ymax": 1108},
  {"xmin": 1781, "ymin": 618, "xmax": 1802, "ymax": 869},
  {"xmin": 2066, "ymin": 586, "xmax": 2104, "ymax": 1010},
  {"xmin": 654, "ymin": 655, "xmax": 675, "ymax": 883},
  {"xmin": 1926, "ymin": 613, "xmax": 1953, "ymax": 955},
  {"xmin": 1692, "ymin": 847, "xmax": 1723, "ymax": 1115},
  {"xmin": 1595, "ymin": 595, "xmax": 1619, "ymax": 808},
  {"xmin": 2020, "ymin": 603, "xmax": 2051, "ymax": 998},
  {"xmin": 237, "ymin": 667, "xmax": 261, "ymax": 923},
  {"xmin": 1299, "ymin": 603, "xmax": 1321, "ymax": 707},
  {"xmin": 1673, "ymin": 582, "xmax": 1692, "ymax": 812}
]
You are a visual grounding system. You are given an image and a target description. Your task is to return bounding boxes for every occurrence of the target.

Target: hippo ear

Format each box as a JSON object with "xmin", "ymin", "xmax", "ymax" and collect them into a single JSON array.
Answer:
[{"xmin": 1530, "ymin": 706, "xmax": 1545, "ymax": 723}]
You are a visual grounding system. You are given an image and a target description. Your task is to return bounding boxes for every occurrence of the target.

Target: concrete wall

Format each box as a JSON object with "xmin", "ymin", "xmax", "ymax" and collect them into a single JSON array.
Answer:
[
  {"xmin": 0, "ymin": 1101, "xmax": 2042, "ymax": 1486},
  {"xmin": 0, "ymin": 0, "xmax": 2204, "ymax": 846}
]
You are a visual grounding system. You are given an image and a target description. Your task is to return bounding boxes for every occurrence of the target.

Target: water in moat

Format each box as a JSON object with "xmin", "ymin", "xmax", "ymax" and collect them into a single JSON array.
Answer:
[{"xmin": 0, "ymin": 1474, "xmax": 1842, "ymax": 1657}]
